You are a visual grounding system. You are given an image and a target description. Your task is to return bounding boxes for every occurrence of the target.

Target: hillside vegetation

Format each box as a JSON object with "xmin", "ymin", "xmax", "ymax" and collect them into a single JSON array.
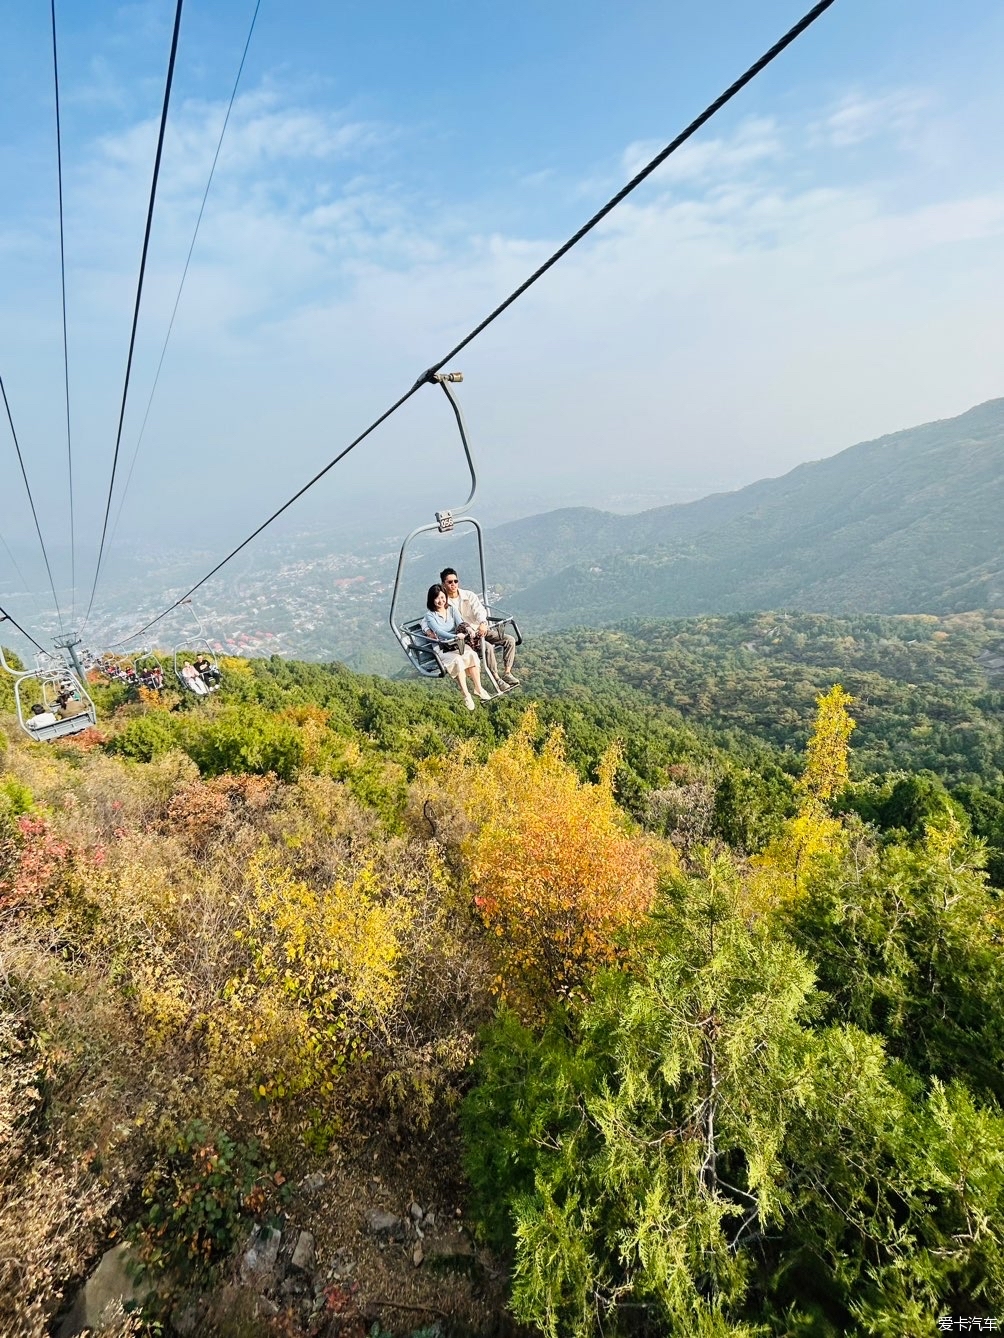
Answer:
[
  {"xmin": 2, "ymin": 648, "xmax": 1003, "ymax": 1336},
  {"xmin": 487, "ymin": 398, "xmax": 1004, "ymax": 624},
  {"xmin": 520, "ymin": 609, "xmax": 1004, "ymax": 784}
]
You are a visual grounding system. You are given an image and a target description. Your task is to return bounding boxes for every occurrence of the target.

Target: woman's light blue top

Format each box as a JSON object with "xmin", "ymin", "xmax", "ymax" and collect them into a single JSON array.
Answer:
[{"xmin": 423, "ymin": 606, "xmax": 464, "ymax": 641}]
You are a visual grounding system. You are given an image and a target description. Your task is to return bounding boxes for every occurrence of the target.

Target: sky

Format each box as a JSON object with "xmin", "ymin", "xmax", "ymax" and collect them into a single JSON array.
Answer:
[{"xmin": 2, "ymin": 0, "xmax": 1004, "ymax": 644}]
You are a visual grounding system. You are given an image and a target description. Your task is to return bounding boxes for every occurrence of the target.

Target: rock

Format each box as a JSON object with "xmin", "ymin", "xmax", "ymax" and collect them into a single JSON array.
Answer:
[
  {"xmin": 364, "ymin": 1208, "xmax": 405, "ymax": 1241},
  {"xmin": 412, "ymin": 1241, "xmax": 424, "ymax": 1267},
  {"xmin": 423, "ymin": 1210, "xmax": 436, "ymax": 1229},
  {"xmin": 170, "ymin": 1298, "xmax": 207, "ymax": 1336},
  {"xmin": 57, "ymin": 1243, "xmax": 152, "ymax": 1337},
  {"xmin": 291, "ymin": 1230, "xmax": 316, "ymax": 1273},
  {"xmin": 409, "ymin": 1200, "xmax": 424, "ymax": 1221},
  {"xmin": 299, "ymin": 1171, "xmax": 326, "ymax": 1194},
  {"xmin": 256, "ymin": 1296, "xmax": 280, "ymax": 1318},
  {"xmin": 424, "ymin": 1231, "xmax": 473, "ymax": 1264},
  {"xmin": 241, "ymin": 1224, "xmax": 282, "ymax": 1281}
]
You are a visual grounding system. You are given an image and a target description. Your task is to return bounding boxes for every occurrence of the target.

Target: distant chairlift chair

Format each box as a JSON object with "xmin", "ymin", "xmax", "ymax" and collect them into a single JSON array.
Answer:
[
  {"xmin": 388, "ymin": 372, "xmax": 521, "ymax": 693},
  {"xmin": 172, "ymin": 600, "xmax": 222, "ymax": 695},
  {"xmin": 0, "ymin": 644, "xmax": 96, "ymax": 742}
]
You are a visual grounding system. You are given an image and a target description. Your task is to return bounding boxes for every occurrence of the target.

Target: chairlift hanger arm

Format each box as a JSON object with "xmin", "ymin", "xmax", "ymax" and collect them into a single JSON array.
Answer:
[{"xmin": 433, "ymin": 373, "xmax": 477, "ymax": 517}]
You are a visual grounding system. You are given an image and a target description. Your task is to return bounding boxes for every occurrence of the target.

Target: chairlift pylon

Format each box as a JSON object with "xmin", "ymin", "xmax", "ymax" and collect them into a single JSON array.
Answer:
[{"xmin": 388, "ymin": 373, "xmax": 521, "ymax": 691}]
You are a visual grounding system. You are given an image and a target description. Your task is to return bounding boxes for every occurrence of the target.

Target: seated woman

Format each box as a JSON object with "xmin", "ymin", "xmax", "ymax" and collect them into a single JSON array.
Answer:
[
  {"xmin": 421, "ymin": 583, "xmax": 492, "ymax": 711},
  {"xmin": 180, "ymin": 661, "xmax": 209, "ymax": 696}
]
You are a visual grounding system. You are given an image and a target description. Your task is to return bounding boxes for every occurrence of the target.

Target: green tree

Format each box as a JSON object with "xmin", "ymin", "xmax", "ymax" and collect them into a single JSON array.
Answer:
[{"xmin": 464, "ymin": 860, "xmax": 1004, "ymax": 1336}]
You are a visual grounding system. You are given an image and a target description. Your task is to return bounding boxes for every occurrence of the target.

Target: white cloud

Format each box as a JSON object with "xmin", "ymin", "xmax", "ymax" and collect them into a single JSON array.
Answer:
[
  {"xmin": 621, "ymin": 115, "xmax": 782, "ymax": 185},
  {"xmin": 6, "ymin": 73, "xmax": 1004, "ymax": 572},
  {"xmin": 811, "ymin": 88, "xmax": 931, "ymax": 148}
]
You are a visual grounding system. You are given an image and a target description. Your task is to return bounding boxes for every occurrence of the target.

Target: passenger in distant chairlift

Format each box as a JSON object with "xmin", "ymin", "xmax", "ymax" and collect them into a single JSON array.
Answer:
[
  {"xmin": 28, "ymin": 703, "xmax": 58, "ymax": 729},
  {"xmin": 193, "ymin": 654, "xmax": 220, "ymax": 689},
  {"xmin": 441, "ymin": 567, "xmax": 518, "ymax": 687},
  {"xmin": 421, "ymin": 583, "xmax": 491, "ymax": 712},
  {"xmin": 181, "ymin": 661, "xmax": 209, "ymax": 696}
]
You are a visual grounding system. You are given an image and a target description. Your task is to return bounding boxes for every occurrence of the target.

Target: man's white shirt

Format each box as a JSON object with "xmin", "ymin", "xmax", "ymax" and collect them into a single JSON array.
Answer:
[{"xmin": 447, "ymin": 587, "xmax": 487, "ymax": 626}]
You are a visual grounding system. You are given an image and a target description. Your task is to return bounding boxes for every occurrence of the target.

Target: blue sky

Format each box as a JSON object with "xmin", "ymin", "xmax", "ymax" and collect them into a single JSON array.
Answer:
[{"xmin": 2, "ymin": 0, "xmax": 1004, "ymax": 638}]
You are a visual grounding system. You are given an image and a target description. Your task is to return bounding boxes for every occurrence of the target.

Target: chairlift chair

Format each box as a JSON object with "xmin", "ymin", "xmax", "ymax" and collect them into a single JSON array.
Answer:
[
  {"xmin": 388, "ymin": 373, "xmax": 521, "ymax": 694},
  {"xmin": 134, "ymin": 646, "xmax": 165, "ymax": 690},
  {"xmin": 172, "ymin": 600, "xmax": 221, "ymax": 695},
  {"xmin": 0, "ymin": 644, "xmax": 96, "ymax": 742}
]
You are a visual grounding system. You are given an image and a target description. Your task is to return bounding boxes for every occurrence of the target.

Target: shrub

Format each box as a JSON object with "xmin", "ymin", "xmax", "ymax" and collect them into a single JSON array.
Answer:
[
  {"xmin": 427, "ymin": 710, "xmax": 661, "ymax": 1009},
  {"xmin": 182, "ymin": 705, "xmax": 304, "ymax": 781},
  {"xmin": 108, "ymin": 713, "xmax": 180, "ymax": 762},
  {"xmin": 132, "ymin": 1118, "xmax": 281, "ymax": 1281}
]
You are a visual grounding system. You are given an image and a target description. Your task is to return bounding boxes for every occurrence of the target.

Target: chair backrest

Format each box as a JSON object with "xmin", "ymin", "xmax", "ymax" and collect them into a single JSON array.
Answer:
[{"xmin": 402, "ymin": 619, "xmax": 446, "ymax": 677}]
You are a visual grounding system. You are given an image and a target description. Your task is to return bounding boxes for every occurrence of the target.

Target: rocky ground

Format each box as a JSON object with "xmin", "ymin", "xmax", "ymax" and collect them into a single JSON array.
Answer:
[{"xmin": 57, "ymin": 1128, "xmax": 523, "ymax": 1338}]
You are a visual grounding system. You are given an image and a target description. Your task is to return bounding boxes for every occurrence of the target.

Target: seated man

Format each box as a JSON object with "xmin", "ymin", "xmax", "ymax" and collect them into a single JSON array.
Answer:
[
  {"xmin": 440, "ymin": 566, "xmax": 518, "ymax": 687},
  {"xmin": 193, "ymin": 654, "xmax": 220, "ymax": 688},
  {"xmin": 27, "ymin": 703, "xmax": 58, "ymax": 729}
]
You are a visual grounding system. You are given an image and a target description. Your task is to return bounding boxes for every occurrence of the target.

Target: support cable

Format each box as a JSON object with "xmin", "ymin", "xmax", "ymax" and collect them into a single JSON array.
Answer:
[
  {"xmin": 0, "ymin": 373, "xmax": 65, "ymax": 635},
  {"xmin": 104, "ymin": 0, "xmax": 837, "ymax": 649},
  {"xmin": 0, "ymin": 604, "xmax": 47, "ymax": 657},
  {"xmin": 83, "ymin": 0, "xmax": 185, "ymax": 628},
  {"xmin": 51, "ymin": 0, "xmax": 77, "ymax": 622},
  {"xmin": 107, "ymin": 0, "xmax": 262, "ymax": 554}
]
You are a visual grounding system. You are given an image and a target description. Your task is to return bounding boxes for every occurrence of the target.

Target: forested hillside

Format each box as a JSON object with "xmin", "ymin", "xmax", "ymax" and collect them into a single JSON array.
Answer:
[
  {"xmin": 487, "ymin": 398, "xmax": 1004, "ymax": 623},
  {"xmin": 2, "ymin": 649, "xmax": 1003, "ymax": 1336},
  {"xmin": 520, "ymin": 609, "xmax": 1004, "ymax": 784}
]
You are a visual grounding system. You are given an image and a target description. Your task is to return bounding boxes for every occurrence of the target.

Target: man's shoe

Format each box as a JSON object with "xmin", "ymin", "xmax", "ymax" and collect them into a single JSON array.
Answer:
[{"xmin": 502, "ymin": 673, "xmax": 520, "ymax": 686}]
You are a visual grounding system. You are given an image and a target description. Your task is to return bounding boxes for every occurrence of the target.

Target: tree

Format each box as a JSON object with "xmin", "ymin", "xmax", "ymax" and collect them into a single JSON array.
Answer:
[
  {"xmin": 434, "ymin": 709, "xmax": 661, "ymax": 1009},
  {"xmin": 748, "ymin": 686, "xmax": 854, "ymax": 906},
  {"xmin": 464, "ymin": 859, "xmax": 1004, "ymax": 1336}
]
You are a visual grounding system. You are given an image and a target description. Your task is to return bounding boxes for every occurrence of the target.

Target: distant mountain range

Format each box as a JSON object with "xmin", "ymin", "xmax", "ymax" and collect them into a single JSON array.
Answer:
[{"xmin": 489, "ymin": 398, "xmax": 1004, "ymax": 626}]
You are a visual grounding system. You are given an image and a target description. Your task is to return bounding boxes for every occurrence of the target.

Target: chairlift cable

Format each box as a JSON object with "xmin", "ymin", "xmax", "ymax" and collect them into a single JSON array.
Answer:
[
  {"xmin": 0, "ymin": 602, "xmax": 47, "ymax": 656},
  {"xmin": 0, "ymin": 372, "xmax": 66, "ymax": 635},
  {"xmin": 102, "ymin": 0, "xmax": 837, "ymax": 649},
  {"xmin": 107, "ymin": 0, "xmax": 262, "ymax": 555},
  {"xmin": 82, "ymin": 0, "xmax": 186, "ymax": 631},
  {"xmin": 51, "ymin": 0, "xmax": 77, "ymax": 623}
]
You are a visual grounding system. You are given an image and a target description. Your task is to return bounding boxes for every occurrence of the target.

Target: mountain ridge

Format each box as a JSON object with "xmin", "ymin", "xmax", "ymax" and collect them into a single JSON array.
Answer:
[{"xmin": 489, "ymin": 396, "xmax": 1004, "ymax": 623}]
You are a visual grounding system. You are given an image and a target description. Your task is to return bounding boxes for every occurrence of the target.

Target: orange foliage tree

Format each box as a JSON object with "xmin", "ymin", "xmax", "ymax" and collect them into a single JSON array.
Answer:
[{"xmin": 438, "ymin": 710, "xmax": 661, "ymax": 1007}]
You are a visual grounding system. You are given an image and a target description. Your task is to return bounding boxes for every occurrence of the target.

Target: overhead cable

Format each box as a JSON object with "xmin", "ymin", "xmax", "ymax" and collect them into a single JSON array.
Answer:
[
  {"xmin": 83, "ymin": 0, "xmax": 186, "ymax": 628},
  {"xmin": 0, "ymin": 603, "xmax": 46, "ymax": 656},
  {"xmin": 108, "ymin": 0, "xmax": 262, "ymax": 553},
  {"xmin": 50, "ymin": 0, "xmax": 77, "ymax": 622},
  {"xmin": 0, "ymin": 373, "xmax": 65, "ymax": 635},
  {"xmin": 106, "ymin": 0, "xmax": 837, "ymax": 649}
]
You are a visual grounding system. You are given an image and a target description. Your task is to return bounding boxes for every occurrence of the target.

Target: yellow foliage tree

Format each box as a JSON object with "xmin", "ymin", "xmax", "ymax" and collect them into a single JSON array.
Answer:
[
  {"xmin": 798, "ymin": 683, "xmax": 855, "ymax": 802},
  {"xmin": 749, "ymin": 685, "xmax": 855, "ymax": 909},
  {"xmin": 438, "ymin": 710, "xmax": 661, "ymax": 1007}
]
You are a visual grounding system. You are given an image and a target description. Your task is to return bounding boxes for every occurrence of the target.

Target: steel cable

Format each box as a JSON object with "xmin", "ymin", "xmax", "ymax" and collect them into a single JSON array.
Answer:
[
  {"xmin": 83, "ymin": 0, "xmax": 186, "ymax": 628},
  {"xmin": 0, "ymin": 604, "xmax": 47, "ymax": 656},
  {"xmin": 107, "ymin": 0, "xmax": 262, "ymax": 555},
  {"xmin": 0, "ymin": 373, "xmax": 65, "ymax": 635},
  {"xmin": 51, "ymin": 0, "xmax": 77, "ymax": 622}
]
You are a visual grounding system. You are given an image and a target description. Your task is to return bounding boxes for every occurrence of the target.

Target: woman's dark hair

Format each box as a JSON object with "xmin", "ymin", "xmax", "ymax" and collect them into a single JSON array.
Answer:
[{"xmin": 426, "ymin": 582, "xmax": 448, "ymax": 612}]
